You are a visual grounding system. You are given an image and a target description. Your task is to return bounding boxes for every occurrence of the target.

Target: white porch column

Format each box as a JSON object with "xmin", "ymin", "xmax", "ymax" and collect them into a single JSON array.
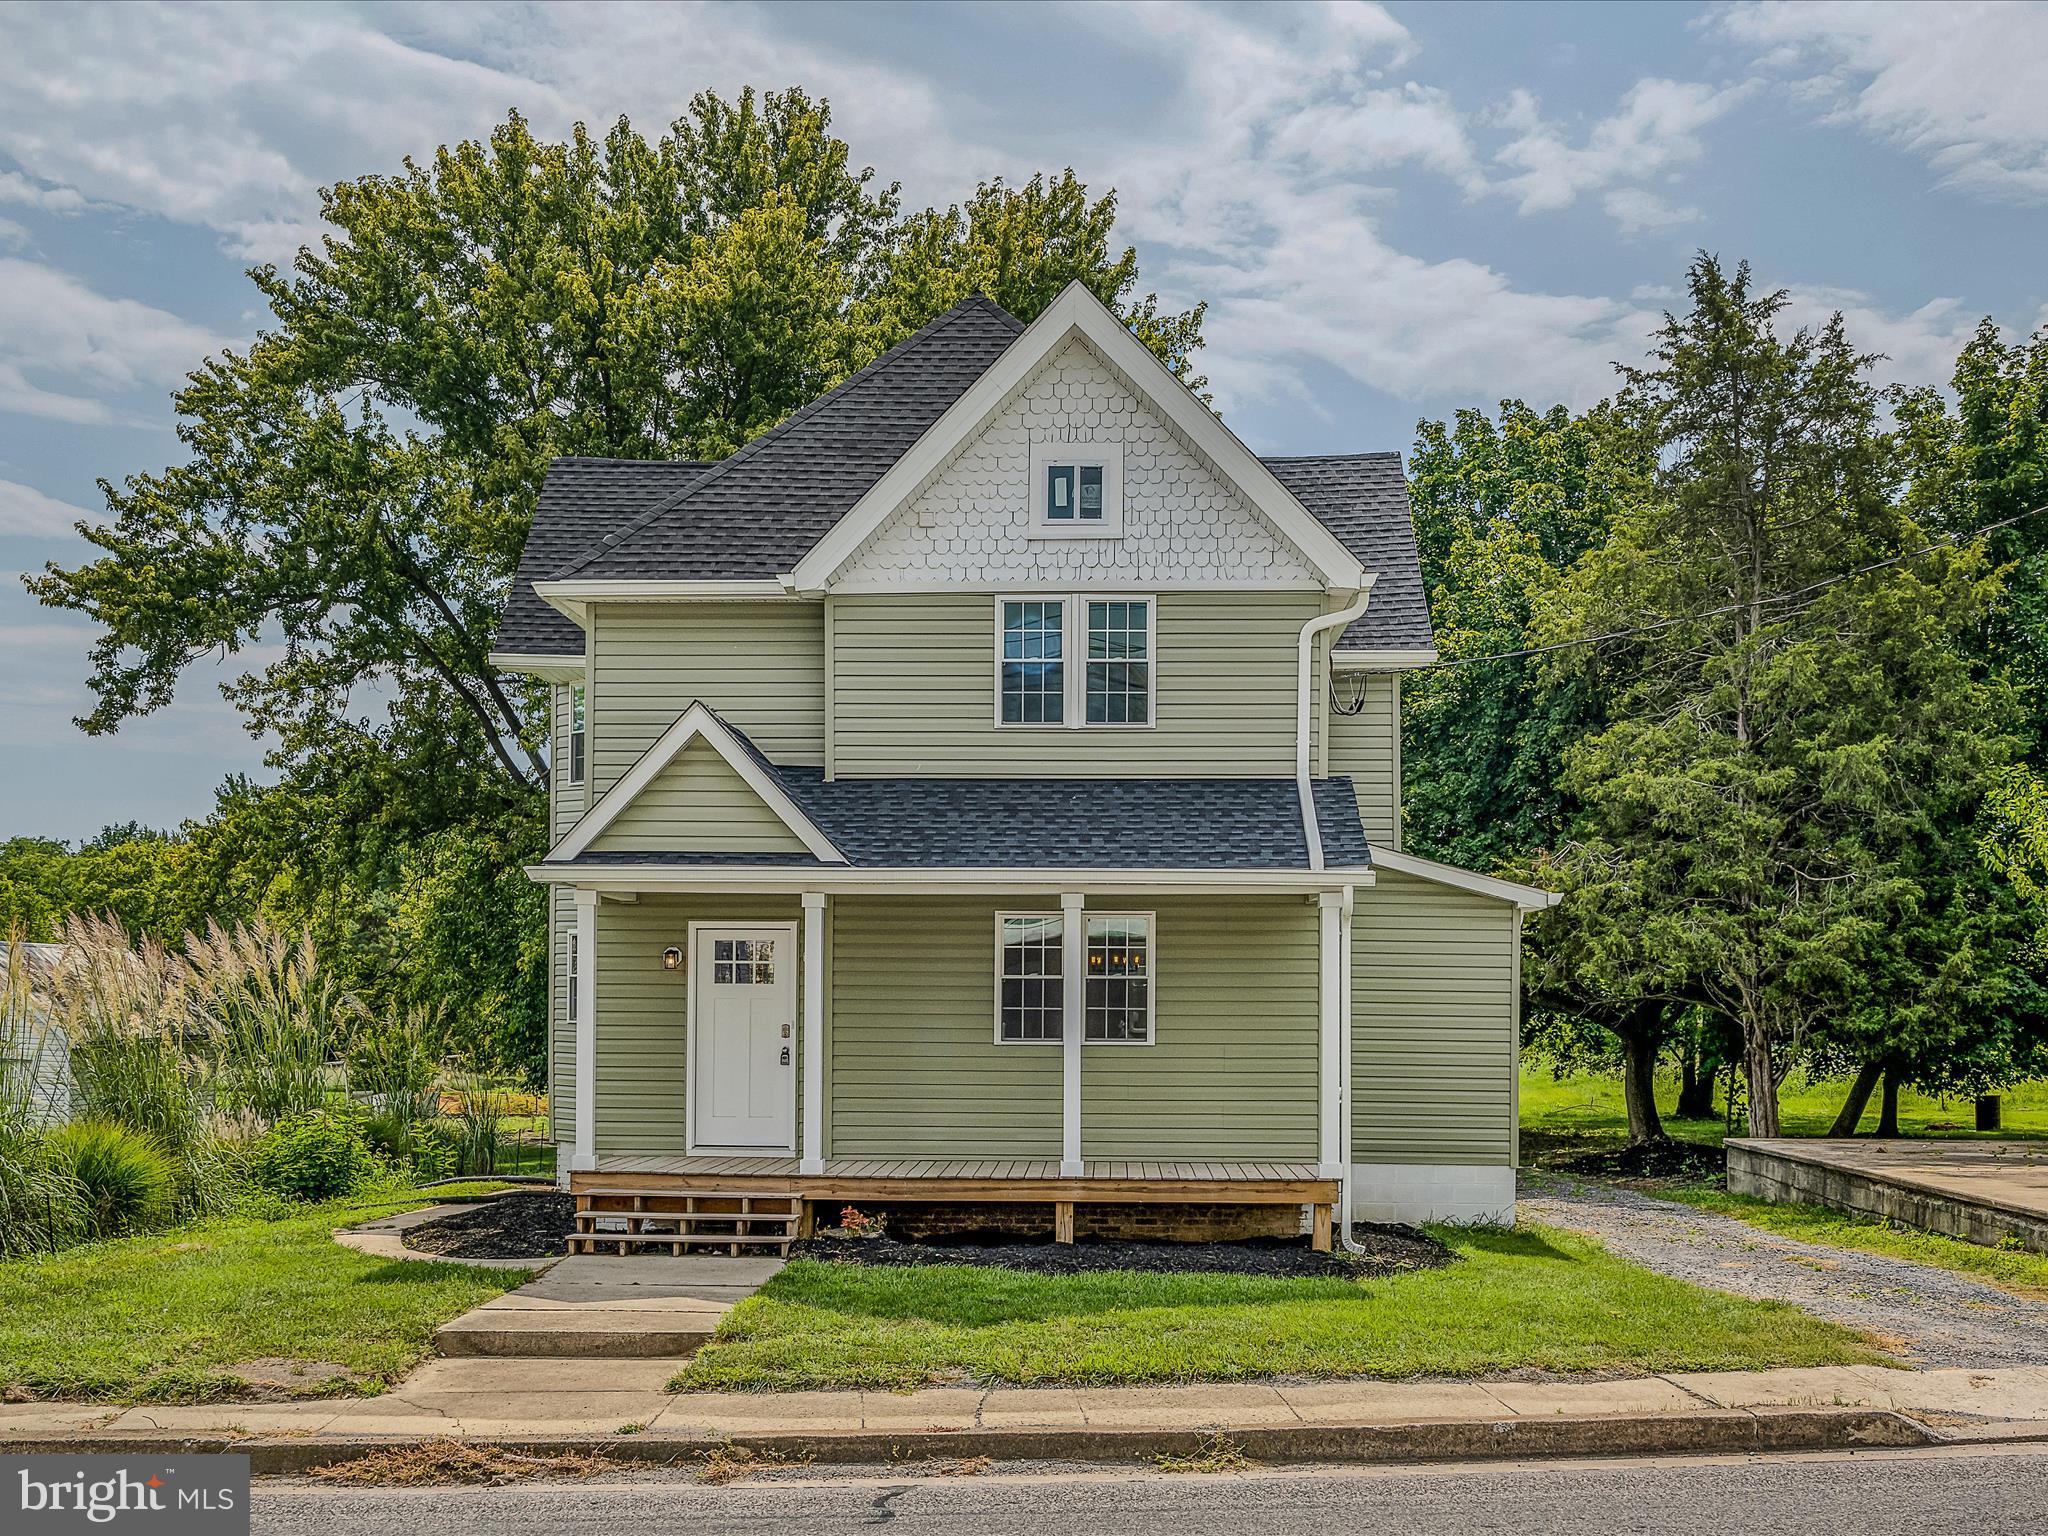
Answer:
[
  {"xmin": 1317, "ymin": 890, "xmax": 1343, "ymax": 1178},
  {"xmin": 1060, "ymin": 891, "xmax": 1085, "ymax": 1177},
  {"xmin": 572, "ymin": 887, "xmax": 598, "ymax": 1172},
  {"xmin": 801, "ymin": 891, "xmax": 827, "ymax": 1175}
]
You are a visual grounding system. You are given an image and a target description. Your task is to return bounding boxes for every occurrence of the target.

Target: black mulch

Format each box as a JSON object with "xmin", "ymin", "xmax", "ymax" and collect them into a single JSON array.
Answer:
[
  {"xmin": 789, "ymin": 1225, "xmax": 1452, "ymax": 1279},
  {"xmin": 403, "ymin": 1193, "xmax": 577, "ymax": 1260},
  {"xmin": 1553, "ymin": 1138, "xmax": 1726, "ymax": 1182}
]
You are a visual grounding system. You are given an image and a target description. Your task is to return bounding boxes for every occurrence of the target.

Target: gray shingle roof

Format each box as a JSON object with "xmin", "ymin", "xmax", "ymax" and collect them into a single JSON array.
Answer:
[
  {"xmin": 1263, "ymin": 453, "xmax": 1434, "ymax": 652},
  {"xmin": 494, "ymin": 457, "xmax": 713, "ymax": 656},
  {"xmin": 491, "ymin": 295, "xmax": 1434, "ymax": 657}
]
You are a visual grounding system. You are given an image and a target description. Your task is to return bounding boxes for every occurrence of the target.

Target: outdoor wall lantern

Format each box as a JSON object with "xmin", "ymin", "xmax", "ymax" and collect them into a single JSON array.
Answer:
[{"xmin": 662, "ymin": 946, "xmax": 683, "ymax": 971}]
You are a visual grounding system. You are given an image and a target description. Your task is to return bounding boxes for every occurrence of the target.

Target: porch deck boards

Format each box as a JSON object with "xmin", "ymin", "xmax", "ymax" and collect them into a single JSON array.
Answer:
[{"xmin": 594, "ymin": 1155, "xmax": 1321, "ymax": 1182}]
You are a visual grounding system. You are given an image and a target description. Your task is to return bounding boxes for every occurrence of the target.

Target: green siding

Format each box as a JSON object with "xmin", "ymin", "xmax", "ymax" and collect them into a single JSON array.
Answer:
[
  {"xmin": 1351, "ymin": 870, "xmax": 1517, "ymax": 1165},
  {"xmin": 591, "ymin": 895, "xmax": 805, "ymax": 1156},
  {"xmin": 589, "ymin": 601, "xmax": 824, "ymax": 792},
  {"xmin": 1328, "ymin": 673, "xmax": 1399, "ymax": 847},
  {"xmin": 1081, "ymin": 897, "xmax": 1318, "ymax": 1159},
  {"xmin": 828, "ymin": 897, "xmax": 1062, "ymax": 1157},
  {"xmin": 588, "ymin": 742, "xmax": 809, "ymax": 854},
  {"xmin": 829, "ymin": 591, "xmax": 1322, "ymax": 777}
]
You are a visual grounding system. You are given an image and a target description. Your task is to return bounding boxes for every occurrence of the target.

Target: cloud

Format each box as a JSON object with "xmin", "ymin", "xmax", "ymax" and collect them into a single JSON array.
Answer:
[
  {"xmin": 0, "ymin": 170, "xmax": 90, "ymax": 212},
  {"xmin": 0, "ymin": 258, "xmax": 225, "ymax": 425},
  {"xmin": 1716, "ymin": 1, "xmax": 2048, "ymax": 203},
  {"xmin": 1491, "ymin": 78, "xmax": 1754, "ymax": 220},
  {"xmin": 0, "ymin": 217, "xmax": 26, "ymax": 249},
  {"xmin": 1602, "ymin": 187, "xmax": 1702, "ymax": 236},
  {"xmin": 0, "ymin": 478, "xmax": 100, "ymax": 537}
]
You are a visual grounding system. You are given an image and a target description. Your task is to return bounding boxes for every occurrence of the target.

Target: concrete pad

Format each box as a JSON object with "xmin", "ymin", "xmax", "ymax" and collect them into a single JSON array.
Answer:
[
  {"xmin": 655, "ymin": 1391, "xmax": 864, "ymax": 1434},
  {"xmin": 1876, "ymin": 1365, "xmax": 2048, "ymax": 1420},
  {"xmin": 1273, "ymin": 1380, "xmax": 1511, "ymax": 1424},
  {"xmin": 856, "ymin": 1388, "xmax": 984, "ymax": 1432},
  {"xmin": 392, "ymin": 1390, "xmax": 675, "ymax": 1434},
  {"xmin": 399, "ymin": 1357, "xmax": 684, "ymax": 1394},
  {"xmin": 539, "ymin": 1255, "xmax": 785, "ymax": 1289},
  {"xmin": 103, "ymin": 1405, "xmax": 340, "ymax": 1436},
  {"xmin": 1071, "ymin": 1383, "xmax": 1299, "ymax": 1429},
  {"xmin": 475, "ymin": 1290, "xmax": 751, "ymax": 1312},
  {"xmin": 1485, "ymin": 1378, "xmax": 1706, "ymax": 1418},
  {"xmin": 1675, "ymin": 1366, "xmax": 1891, "ymax": 1409},
  {"xmin": 978, "ymin": 1388, "xmax": 1089, "ymax": 1429}
]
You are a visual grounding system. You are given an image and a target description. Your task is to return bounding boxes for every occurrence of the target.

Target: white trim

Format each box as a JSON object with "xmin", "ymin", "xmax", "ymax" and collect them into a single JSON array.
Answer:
[
  {"xmin": 566, "ymin": 683, "xmax": 587, "ymax": 788},
  {"xmin": 801, "ymin": 892, "xmax": 826, "ymax": 1175},
  {"xmin": 1299, "ymin": 589, "xmax": 1375, "ymax": 870},
  {"xmin": 788, "ymin": 281, "xmax": 1367, "ymax": 593},
  {"xmin": 530, "ymin": 863, "xmax": 1376, "ymax": 896},
  {"xmin": 684, "ymin": 920, "xmax": 800, "ymax": 1157},
  {"xmin": 1029, "ymin": 437, "xmax": 1125, "ymax": 537},
  {"xmin": 1510, "ymin": 904, "xmax": 1524, "ymax": 1170},
  {"xmin": 572, "ymin": 889, "xmax": 597, "ymax": 1172},
  {"xmin": 992, "ymin": 594, "xmax": 1158, "ymax": 732},
  {"xmin": 1317, "ymin": 890, "xmax": 1343, "ymax": 1178},
  {"xmin": 826, "ymin": 575, "xmax": 1324, "ymax": 595},
  {"xmin": 1060, "ymin": 892, "xmax": 1084, "ymax": 1177},
  {"xmin": 550, "ymin": 701, "xmax": 847, "ymax": 864},
  {"xmin": 488, "ymin": 651, "xmax": 586, "ymax": 683},
  {"xmin": 1331, "ymin": 648, "xmax": 1439, "ymax": 672},
  {"xmin": 1368, "ymin": 846, "xmax": 1560, "ymax": 910}
]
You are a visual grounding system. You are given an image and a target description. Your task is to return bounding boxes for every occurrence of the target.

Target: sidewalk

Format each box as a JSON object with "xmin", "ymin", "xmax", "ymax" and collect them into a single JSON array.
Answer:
[{"xmin": 6, "ymin": 1364, "xmax": 2048, "ymax": 1471}]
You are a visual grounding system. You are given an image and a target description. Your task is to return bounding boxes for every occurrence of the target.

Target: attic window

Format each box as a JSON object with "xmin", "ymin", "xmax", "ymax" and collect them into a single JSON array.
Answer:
[{"xmin": 1029, "ymin": 439, "xmax": 1123, "ymax": 536}]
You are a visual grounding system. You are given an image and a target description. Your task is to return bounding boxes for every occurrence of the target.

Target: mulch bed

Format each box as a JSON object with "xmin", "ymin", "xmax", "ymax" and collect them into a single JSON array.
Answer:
[
  {"xmin": 402, "ymin": 1193, "xmax": 577, "ymax": 1260},
  {"xmin": 1552, "ymin": 1138, "xmax": 1726, "ymax": 1182},
  {"xmin": 789, "ymin": 1224, "xmax": 1452, "ymax": 1279}
]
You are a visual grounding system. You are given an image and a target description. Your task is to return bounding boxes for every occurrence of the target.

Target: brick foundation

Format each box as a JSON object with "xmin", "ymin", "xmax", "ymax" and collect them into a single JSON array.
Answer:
[{"xmin": 816, "ymin": 1200, "xmax": 1307, "ymax": 1243}]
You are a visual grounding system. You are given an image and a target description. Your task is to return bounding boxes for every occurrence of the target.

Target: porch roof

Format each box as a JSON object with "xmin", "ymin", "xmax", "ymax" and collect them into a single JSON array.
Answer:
[{"xmin": 542, "ymin": 764, "xmax": 1372, "ymax": 872}]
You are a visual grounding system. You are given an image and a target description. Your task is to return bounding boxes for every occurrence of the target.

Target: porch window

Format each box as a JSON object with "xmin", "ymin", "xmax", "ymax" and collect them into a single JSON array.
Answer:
[
  {"xmin": 996, "ymin": 914, "xmax": 1063, "ymax": 1042},
  {"xmin": 567, "ymin": 684, "xmax": 587, "ymax": 786},
  {"xmin": 1084, "ymin": 914, "xmax": 1151, "ymax": 1043},
  {"xmin": 999, "ymin": 601, "xmax": 1065, "ymax": 724}
]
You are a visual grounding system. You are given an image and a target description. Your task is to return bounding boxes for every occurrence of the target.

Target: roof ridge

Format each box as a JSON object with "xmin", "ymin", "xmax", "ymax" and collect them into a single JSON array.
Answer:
[
  {"xmin": 553, "ymin": 297, "xmax": 1021, "ymax": 580},
  {"xmin": 550, "ymin": 455, "xmax": 717, "ymax": 467},
  {"xmin": 1259, "ymin": 450, "xmax": 1404, "ymax": 463}
]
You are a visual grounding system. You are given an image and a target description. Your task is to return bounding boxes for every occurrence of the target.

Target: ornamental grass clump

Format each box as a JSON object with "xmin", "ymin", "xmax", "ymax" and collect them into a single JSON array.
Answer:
[
  {"xmin": 46, "ymin": 1119, "xmax": 178, "ymax": 1239},
  {"xmin": 52, "ymin": 914, "xmax": 206, "ymax": 1152},
  {"xmin": 189, "ymin": 919, "xmax": 353, "ymax": 1127}
]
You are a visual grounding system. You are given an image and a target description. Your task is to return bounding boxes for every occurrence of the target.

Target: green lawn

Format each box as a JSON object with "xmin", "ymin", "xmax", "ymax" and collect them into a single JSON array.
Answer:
[
  {"xmin": 670, "ymin": 1223, "xmax": 1886, "ymax": 1393},
  {"xmin": 0, "ymin": 1186, "xmax": 531, "ymax": 1403},
  {"xmin": 1520, "ymin": 1064, "xmax": 2048, "ymax": 1160}
]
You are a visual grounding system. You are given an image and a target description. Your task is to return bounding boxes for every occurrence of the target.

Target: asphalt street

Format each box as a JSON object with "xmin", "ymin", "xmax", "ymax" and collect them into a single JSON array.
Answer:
[{"xmin": 253, "ymin": 1442, "xmax": 2048, "ymax": 1535}]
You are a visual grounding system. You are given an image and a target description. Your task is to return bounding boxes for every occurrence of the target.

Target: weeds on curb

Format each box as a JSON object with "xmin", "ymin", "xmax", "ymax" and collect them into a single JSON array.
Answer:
[
  {"xmin": 1154, "ymin": 1432, "xmax": 1254, "ymax": 1474},
  {"xmin": 311, "ymin": 1439, "xmax": 615, "ymax": 1486},
  {"xmin": 694, "ymin": 1444, "xmax": 813, "ymax": 1485}
]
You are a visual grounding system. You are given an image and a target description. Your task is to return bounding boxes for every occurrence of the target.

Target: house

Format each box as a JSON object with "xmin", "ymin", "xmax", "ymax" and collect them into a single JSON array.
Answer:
[
  {"xmin": 2, "ymin": 943, "xmax": 76, "ymax": 1126},
  {"xmin": 489, "ymin": 281, "xmax": 1555, "ymax": 1252}
]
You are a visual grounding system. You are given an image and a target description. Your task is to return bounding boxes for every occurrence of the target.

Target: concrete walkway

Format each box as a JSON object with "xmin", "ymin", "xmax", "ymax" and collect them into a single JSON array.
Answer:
[
  {"xmin": 433, "ymin": 1254, "xmax": 782, "ymax": 1358},
  {"xmin": 1522, "ymin": 1173, "xmax": 2048, "ymax": 1368},
  {"xmin": 7, "ymin": 1364, "xmax": 2048, "ymax": 1459}
]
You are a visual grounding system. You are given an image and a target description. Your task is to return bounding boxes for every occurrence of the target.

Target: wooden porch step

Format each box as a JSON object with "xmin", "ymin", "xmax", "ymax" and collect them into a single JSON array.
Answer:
[{"xmin": 569, "ymin": 1187, "xmax": 802, "ymax": 1257}]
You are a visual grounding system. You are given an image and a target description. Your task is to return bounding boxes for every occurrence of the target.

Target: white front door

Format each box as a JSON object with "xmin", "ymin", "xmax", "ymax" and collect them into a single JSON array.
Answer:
[{"xmin": 690, "ymin": 926, "xmax": 796, "ymax": 1150}]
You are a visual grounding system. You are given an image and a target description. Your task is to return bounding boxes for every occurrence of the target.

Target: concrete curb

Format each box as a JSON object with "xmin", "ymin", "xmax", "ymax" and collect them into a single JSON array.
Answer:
[{"xmin": 0, "ymin": 1407, "xmax": 1964, "ymax": 1475}]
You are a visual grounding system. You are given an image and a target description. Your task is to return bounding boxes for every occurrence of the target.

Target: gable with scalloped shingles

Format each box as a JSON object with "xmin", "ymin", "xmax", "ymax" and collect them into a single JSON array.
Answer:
[{"xmin": 833, "ymin": 337, "xmax": 1324, "ymax": 588}]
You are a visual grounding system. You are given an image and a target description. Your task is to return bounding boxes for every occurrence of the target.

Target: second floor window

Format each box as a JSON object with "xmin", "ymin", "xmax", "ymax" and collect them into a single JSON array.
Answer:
[
  {"xmin": 998, "ymin": 597, "xmax": 1152, "ymax": 728},
  {"xmin": 567, "ymin": 684, "xmax": 587, "ymax": 786}
]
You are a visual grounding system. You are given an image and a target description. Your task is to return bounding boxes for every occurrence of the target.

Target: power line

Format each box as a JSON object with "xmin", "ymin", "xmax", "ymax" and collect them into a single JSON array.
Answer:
[{"xmin": 1414, "ymin": 501, "xmax": 2048, "ymax": 673}]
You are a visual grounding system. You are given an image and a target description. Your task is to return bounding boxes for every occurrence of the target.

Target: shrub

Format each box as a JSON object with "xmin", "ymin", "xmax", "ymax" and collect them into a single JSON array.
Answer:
[
  {"xmin": 253, "ymin": 1105, "xmax": 378, "ymax": 1201},
  {"xmin": 364, "ymin": 1111, "xmax": 457, "ymax": 1183},
  {"xmin": 47, "ymin": 1120, "xmax": 177, "ymax": 1238},
  {"xmin": 451, "ymin": 1074, "xmax": 505, "ymax": 1177},
  {"xmin": 347, "ymin": 1006, "xmax": 445, "ymax": 1125}
]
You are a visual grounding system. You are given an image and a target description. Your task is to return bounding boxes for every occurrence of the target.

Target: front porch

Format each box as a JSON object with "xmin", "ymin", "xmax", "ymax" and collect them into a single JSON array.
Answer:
[{"xmin": 571, "ymin": 1155, "xmax": 1342, "ymax": 1253}]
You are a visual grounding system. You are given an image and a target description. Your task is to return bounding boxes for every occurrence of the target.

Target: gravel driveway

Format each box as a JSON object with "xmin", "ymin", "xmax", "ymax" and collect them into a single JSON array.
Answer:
[{"xmin": 1521, "ymin": 1173, "xmax": 2048, "ymax": 1368}]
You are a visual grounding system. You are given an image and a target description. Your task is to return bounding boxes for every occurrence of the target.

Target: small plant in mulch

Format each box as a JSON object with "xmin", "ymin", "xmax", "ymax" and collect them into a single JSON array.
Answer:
[
  {"xmin": 694, "ymin": 1444, "xmax": 813, "ymax": 1485},
  {"xmin": 820, "ymin": 1205, "xmax": 886, "ymax": 1239},
  {"xmin": 311, "ymin": 1439, "xmax": 617, "ymax": 1486},
  {"xmin": 1154, "ymin": 1432, "xmax": 1255, "ymax": 1474}
]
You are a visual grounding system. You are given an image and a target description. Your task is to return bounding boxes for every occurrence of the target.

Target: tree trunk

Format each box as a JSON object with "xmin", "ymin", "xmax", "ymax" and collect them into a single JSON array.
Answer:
[
  {"xmin": 1828, "ymin": 1060, "xmax": 1883, "ymax": 1138},
  {"xmin": 1742, "ymin": 1029, "xmax": 1781, "ymax": 1138},
  {"xmin": 1676, "ymin": 1042, "xmax": 1716, "ymax": 1120},
  {"xmin": 1621, "ymin": 1019, "xmax": 1669, "ymax": 1146},
  {"xmin": 1876, "ymin": 1060, "xmax": 1904, "ymax": 1138}
]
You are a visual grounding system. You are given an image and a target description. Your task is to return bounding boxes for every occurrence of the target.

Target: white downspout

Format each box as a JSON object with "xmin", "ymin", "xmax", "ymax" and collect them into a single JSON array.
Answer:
[
  {"xmin": 1337, "ymin": 881, "xmax": 1367, "ymax": 1255},
  {"xmin": 1296, "ymin": 582, "xmax": 1375, "ymax": 869}
]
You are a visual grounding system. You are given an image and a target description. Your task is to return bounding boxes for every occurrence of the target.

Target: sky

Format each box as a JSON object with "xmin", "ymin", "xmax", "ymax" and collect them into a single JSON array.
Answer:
[{"xmin": 1, "ymin": 0, "xmax": 2045, "ymax": 841}]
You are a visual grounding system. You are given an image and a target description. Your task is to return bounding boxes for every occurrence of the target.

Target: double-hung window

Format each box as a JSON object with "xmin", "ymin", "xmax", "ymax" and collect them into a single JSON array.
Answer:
[
  {"xmin": 995, "ymin": 912, "xmax": 1153, "ymax": 1045},
  {"xmin": 997, "ymin": 597, "xmax": 1152, "ymax": 728},
  {"xmin": 567, "ymin": 684, "xmax": 587, "ymax": 786}
]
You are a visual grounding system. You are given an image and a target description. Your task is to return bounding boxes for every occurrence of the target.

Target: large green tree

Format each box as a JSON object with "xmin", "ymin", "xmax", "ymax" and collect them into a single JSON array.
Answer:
[
  {"xmin": 1534, "ymin": 256, "xmax": 2017, "ymax": 1138},
  {"xmin": 25, "ymin": 88, "xmax": 1203, "ymax": 1081}
]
